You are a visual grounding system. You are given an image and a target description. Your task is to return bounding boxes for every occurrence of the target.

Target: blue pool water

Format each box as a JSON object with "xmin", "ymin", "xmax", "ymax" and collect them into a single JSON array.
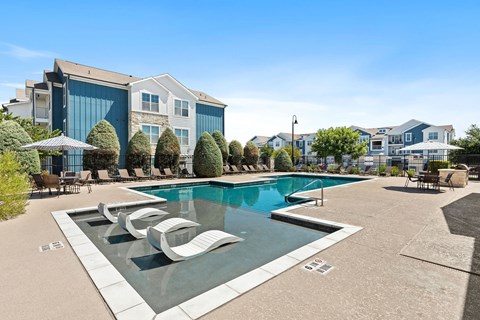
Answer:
[
  {"xmin": 72, "ymin": 174, "xmax": 364, "ymax": 313},
  {"xmin": 135, "ymin": 174, "xmax": 365, "ymax": 214}
]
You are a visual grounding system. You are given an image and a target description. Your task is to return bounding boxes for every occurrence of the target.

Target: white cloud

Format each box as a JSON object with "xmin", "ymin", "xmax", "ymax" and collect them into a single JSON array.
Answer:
[
  {"xmin": 0, "ymin": 82, "xmax": 24, "ymax": 88},
  {"xmin": 0, "ymin": 43, "xmax": 56, "ymax": 60}
]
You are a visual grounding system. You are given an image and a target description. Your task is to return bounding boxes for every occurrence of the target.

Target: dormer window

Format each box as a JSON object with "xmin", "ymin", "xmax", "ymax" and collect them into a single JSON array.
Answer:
[
  {"xmin": 377, "ymin": 128, "xmax": 387, "ymax": 134},
  {"xmin": 142, "ymin": 93, "xmax": 159, "ymax": 112},
  {"xmin": 428, "ymin": 132, "xmax": 439, "ymax": 140}
]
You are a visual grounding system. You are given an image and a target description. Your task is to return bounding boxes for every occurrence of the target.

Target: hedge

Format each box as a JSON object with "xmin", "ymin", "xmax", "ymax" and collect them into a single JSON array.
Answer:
[
  {"xmin": 193, "ymin": 132, "xmax": 223, "ymax": 178},
  {"xmin": 154, "ymin": 127, "xmax": 180, "ymax": 173},
  {"xmin": 83, "ymin": 120, "xmax": 120, "ymax": 176}
]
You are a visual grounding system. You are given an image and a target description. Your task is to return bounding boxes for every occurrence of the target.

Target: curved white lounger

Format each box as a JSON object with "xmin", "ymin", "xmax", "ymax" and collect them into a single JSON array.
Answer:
[
  {"xmin": 146, "ymin": 218, "xmax": 201, "ymax": 249},
  {"xmin": 160, "ymin": 230, "xmax": 243, "ymax": 262},
  {"xmin": 98, "ymin": 202, "xmax": 118, "ymax": 223},
  {"xmin": 117, "ymin": 208, "xmax": 170, "ymax": 238}
]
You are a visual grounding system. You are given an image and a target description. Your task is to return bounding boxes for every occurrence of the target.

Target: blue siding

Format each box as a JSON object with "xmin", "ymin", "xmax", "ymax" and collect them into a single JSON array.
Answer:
[
  {"xmin": 404, "ymin": 123, "xmax": 430, "ymax": 152},
  {"xmin": 196, "ymin": 103, "xmax": 224, "ymax": 139},
  {"xmin": 52, "ymin": 86, "xmax": 63, "ymax": 132},
  {"xmin": 67, "ymin": 80, "xmax": 129, "ymax": 167}
]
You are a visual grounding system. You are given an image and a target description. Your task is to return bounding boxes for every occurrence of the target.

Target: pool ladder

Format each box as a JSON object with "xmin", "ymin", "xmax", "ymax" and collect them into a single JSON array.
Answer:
[{"xmin": 284, "ymin": 179, "xmax": 324, "ymax": 206}]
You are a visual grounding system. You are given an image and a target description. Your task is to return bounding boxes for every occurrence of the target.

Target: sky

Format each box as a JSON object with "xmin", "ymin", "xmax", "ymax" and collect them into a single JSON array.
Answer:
[{"xmin": 1, "ymin": 1, "xmax": 479, "ymax": 144}]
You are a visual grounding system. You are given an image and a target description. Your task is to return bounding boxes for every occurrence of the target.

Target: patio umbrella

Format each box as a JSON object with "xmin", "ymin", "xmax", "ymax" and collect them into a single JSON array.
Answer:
[
  {"xmin": 22, "ymin": 134, "xmax": 97, "ymax": 173},
  {"xmin": 399, "ymin": 140, "xmax": 463, "ymax": 171}
]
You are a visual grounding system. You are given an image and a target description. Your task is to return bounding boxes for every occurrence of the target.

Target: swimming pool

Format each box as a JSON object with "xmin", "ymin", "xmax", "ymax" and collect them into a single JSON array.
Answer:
[{"xmin": 68, "ymin": 174, "xmax": 365, "ymax": 316}]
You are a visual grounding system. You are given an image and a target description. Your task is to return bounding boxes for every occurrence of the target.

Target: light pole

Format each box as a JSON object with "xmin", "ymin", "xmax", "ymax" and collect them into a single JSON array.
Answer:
[{"xmin": 292, "ymin": 115, "xmax": 298, "ymax": 165}]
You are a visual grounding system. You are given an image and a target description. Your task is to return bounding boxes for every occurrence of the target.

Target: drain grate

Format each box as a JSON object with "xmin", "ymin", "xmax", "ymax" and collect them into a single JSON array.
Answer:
[
  {"xmin": 302, "ymin": 258, "xmax": 333, "ymax": 275},
  {"xmin": 39, "ymin": 241, "xmax": 65, "ymax": 252}
]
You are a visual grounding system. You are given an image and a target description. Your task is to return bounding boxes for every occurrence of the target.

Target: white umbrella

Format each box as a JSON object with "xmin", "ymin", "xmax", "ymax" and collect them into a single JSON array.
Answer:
[
  {"xmin": 21, "ymin": 134, "xmax": 97, "ymax": 151},
  {"xmin": 399, "ymin": 140, "xmax": 463, "ymax": 152}
]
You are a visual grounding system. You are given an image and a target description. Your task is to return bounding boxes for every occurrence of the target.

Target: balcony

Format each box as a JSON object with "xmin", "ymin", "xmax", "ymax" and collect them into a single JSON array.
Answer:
[
  {"xmin": 35, "ymin": 107, "xmax": 49, "ymax": 121},
  {"xmin": 388, "ymin": 139, "xmax": 403, "ymax": 145}
]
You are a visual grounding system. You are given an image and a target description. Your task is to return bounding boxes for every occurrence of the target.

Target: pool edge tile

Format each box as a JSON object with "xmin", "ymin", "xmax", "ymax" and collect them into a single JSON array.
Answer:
[
  {"xmin": 225, "ymin": 268, "xmax": 275, "ymax": 294},
  {"xmin": 100, "ymin": 280, "xmax": 145, "ymax": 315},
  {"xmin": 155, "ymin": 306, "xmax": 191, "ymax": 320},
  {"xmin": 116, "ymin": 302, "xmax": 156, "ymax": 320}
]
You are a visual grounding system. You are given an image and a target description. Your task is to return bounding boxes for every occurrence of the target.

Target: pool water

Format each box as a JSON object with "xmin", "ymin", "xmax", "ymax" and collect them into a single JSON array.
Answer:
[{"xmin": 72, "ymin": 175, "xmax": 363, "ymax": 313}]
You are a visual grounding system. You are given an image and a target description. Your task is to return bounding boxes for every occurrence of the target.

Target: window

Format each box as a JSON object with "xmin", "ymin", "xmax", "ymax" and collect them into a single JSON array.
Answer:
[
  {"xmin": 307, "ymin": 140, "xmax": 313, "ymax": 146},
  {"xmin": 298, "ymin": 141, "xmax": 303, "ymax": 147},
  {"xmin": 405, "ymin": 133, "xmax": 412, "ymax": 142},
  {"xmin": 142, "ymin": 93, "xmax": 159, "ymax": 112},
  {"xmin": 430, "ymin": 149, "xmax": 438, "ymax": 154},
  {"xmin": 142, "ymin": 125, "xmax": 160, "ymax": 144},
  {"xmin": 378, "ymin": 129, "xmax": 386, "ymax": 134},
  {"xmin": 359, "ymin": 135, "xmax": 369, "ymax": 143},
  {"xmin": 174, "ymin": 99, "xmax": 189, "ymax": 117},
  {"xmin": 371, "ymin": 141, "xmax": 382, "ymax": 150},
  {"xmin": 175, "ymin": 128, "xmax": 189, "ymax": 146},
  {"xmin": 63, "ymin": 84, "xmax": 66, "ymax": 108},
  {"xmin": 428, "ymin": 132, "xmax": 438, "ymax": 140},
  {"xmin": 275, "ymin": 141, "xmax": 280, "ymax": 147}
]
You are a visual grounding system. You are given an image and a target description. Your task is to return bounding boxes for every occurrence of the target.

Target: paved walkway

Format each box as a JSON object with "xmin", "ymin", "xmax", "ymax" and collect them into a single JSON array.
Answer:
[{"xmin": 0, "ymin": 175, "xmax": 478, "ymax": 319}]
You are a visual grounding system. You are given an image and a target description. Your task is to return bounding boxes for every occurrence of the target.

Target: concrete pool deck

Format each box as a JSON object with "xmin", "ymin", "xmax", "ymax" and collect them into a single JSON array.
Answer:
[{"xmin": 0, "ymin": 174, "xmax": 479, "ymax": 319}]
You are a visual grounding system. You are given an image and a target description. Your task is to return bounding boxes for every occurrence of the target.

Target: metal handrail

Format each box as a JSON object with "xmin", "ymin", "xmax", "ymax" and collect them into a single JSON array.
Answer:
[{"xmin": 285, "ymin": 179, "xmax": 324, "ymax": 206}]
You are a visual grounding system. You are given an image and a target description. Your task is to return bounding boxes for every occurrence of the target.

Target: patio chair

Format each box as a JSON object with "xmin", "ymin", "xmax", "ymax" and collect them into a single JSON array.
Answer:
[
  {"xmin": 97, "ymin": 170, "xmax": 114, "ymax": 184},
  {"xmin": 340, "ymin": 166, "xmax": 352, "ymax": 174},
  {"xmin": 255, "ymin": 164, "xmax": 266, "ymax": 172},
  {"xmin": 163, "ymin": 168, "xmax": 175, "ymax": 179},
  {"xmin": 118, "ymin": 169, "xmax": 136, "ymax": 182},
  {"xmin": 151, "ymin": 167, "xmax": 166, "ymax": 179},
  {"xmin": 327, "ymin": 165, "xmax": 341, "ymax": 174},
  {"xmin": 180, "ymin": 168, "xmax": 194, "ymax": 178},
  {"xmin": 438, "ymin": 172, "xmax": 455, "ymax": 191},
  {"xmin": 262, "ymin": 164, "xmax": 272, "ymax": 172},
  {"xmin": 117, "ymin": 208, "xmax": 170, "ymax": 238},
  {"xmin": 420, "ymin": 173, "xmax": 440, "ymax": 190},
  {"xmin": 134, "ymin": 168, "xmax": 150, "ymax": 180},
  {"xmin": 231, "ymin": 166, "xmax": 241, "ymax": 174},
  {"xmin": 158, "ymin": 229, "xmax": 243, "ymax": 261},
  {"xmin": 404, "ymin": 170, "xmax": 419, "ymax": 188},
  {"xmin": 31, "ymin": 174, "xmax": 45, "ymax": 198},
  {"xmin": 223, "ymin": 165, "xmax": 234, "ymax": 175},
  {"xmin": 146, "ymin": 218, "xmax": 202, "ymax": 250},
  {"xmin": 248, "ymin": 165, "xmax": 258, "ymax": 173},
  {"xmin": 42, "ymin": 174, "xmax": 64, "ymax": 197},
  {"xmin": 77, "ymin": 172, "xmax": 92, "ymax": 193},
  {"xmin": 242, "ymin": 165, "xmax": 252, "ymax": 173}
]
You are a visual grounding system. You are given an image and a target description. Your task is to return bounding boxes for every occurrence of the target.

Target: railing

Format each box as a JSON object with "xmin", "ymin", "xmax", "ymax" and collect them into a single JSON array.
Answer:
[
  {"xmin": 285, "ymin": 179, "xmax": 324, "ymax": 206},
  {"xmin": 35, "ymin": 107, "xmax": 49, "ymax": 119}
]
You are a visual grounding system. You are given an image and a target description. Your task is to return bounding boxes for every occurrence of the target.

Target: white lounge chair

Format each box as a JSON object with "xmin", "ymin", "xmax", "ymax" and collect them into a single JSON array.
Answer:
[
  {"xmin": 159, "ymin": 230, "xmax": 243, "ymax": 262},
  {"xmin": 98, "ymin": 202, "xmax": 167, "ymax": 225},
  {"xmin": 117, "ymin": 209, "xmax": 170, "ymax": 238},
  {"xmin": 146, "ymin": 218, "xmax": 201, "ymax": 248}
]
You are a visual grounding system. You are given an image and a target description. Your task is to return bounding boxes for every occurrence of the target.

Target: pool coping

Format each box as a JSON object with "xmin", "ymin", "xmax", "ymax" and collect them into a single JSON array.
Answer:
[{"xmin": 51, "ymin": 178, "xmax": 364, "ymax": 320}]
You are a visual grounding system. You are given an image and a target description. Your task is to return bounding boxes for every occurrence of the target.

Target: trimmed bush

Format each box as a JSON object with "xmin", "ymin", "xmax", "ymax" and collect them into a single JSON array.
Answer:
[
  {"xmin": 211, "ymin": 130, "xmax": 228, "ymax": 165},
  {"xmin": 391, "ymin": 166, "xmax": 399, "ymax": 176},
  {"xmin": 193, "ymin": 132, "xmax": 223, "ymax": 178},
  {"xmin": 429, "ymin": 160, "xmax": 450, "ymax": 174},
  {"xmin": 154, "ymin": 128, "xmax": 180, "ymax": 173},
  {"xmin": 243, "ymin": 141, "xmax": 259, "ymax": 166},
  {"xmin": 228, "ymin": 140, "xmax": 243, "ymax": 165},
  {"xmin": 0, "ymin": 120, "xmax": 40, "ymax": 174},
  {"xmin": 274, "ymin": 149, "xmax": 292, "ymax": 172},
  {"xmin": 0, "ymin": 151, "xmax": 30, "ymax": 220},
  {"xmin": 83, "ymin": 120, "xmax": 120, "ymax": 176},
  {"xmin": 126, "ymin": 131, "xmax": 151, "ymax": 175}
]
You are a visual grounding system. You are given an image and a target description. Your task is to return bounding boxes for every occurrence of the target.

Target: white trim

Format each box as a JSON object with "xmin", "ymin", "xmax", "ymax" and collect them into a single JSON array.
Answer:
[
  {"xmin": 140, "ymin": 123, "xmax": 162, "ymax": 145},
  {"xmin": 153, "ymin": 74, "xmax": 198, "ymax": 100},
  {"xmin": 405, "ymin": 132, "xmax": 412, "ymax": 142},
  {"xmin": 68, "ymin": 75, "xmax": 129, "ymax": 90},
  {"xmin": 173, "ymin": 98, "xmax": 191, "ymax": 118},
  {"xmin": 140, "ymin": 91, "xmax": 161, "ymax": 113},
  {"xmin": 173, "ymin": 126, "xmax": 190, "ymax": 146},
  {"xmin": 53, "ymin": 82, "xmax": 63, "ymax": 88},
  {"xmin": 128, "ymin": 77, "xmax": 170, "ymax": 93},
  {"xmin": 2, "ymin": 100, "xmax": 31, "ymax": 107}
]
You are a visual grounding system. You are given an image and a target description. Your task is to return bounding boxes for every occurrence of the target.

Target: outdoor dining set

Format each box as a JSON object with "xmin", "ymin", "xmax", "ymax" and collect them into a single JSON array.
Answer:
[{"xmin": 404, "ymin": 171, "xmax": 455, "ymax": 191}]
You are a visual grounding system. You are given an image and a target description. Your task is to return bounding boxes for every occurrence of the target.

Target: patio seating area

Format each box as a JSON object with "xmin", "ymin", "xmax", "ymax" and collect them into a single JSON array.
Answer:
[{"xmin": 1, "ymin": 174, "xmax": 479, "ymax": 319}]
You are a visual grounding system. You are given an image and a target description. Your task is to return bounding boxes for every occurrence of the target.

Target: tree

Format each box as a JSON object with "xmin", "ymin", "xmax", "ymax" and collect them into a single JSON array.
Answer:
[
  {"xmin": 0, "ymin": 120, "xmax": 41, "ymax": 174},
  {"xmin": 211, "ymin": 130, "xmax": 228, "ymax": 165},
  {"xmin": 311, "ymin": 127, "xmax": 367, "ymax": 163},
  {"xmin": 0, "ymin": 151, "xmax": 30, "ymax": 220},
  {"xmin": 451, "ymin": 124, "xmax": 480, "ymax": 154},
  {"xmin": 228, "ymin": 140, "xmax": 243, "ymax": 165},
  {"xmin": 154, "ymin": 127, "xmax": 180, "ymax": 173},
  {"xmin": 0, "ymin": 112, "xmax": 61, "ymax": 158},
  {"xmin": 126, "ymin": 131, "xmax": 151, "ymax": 175},
  {"xmin": 83, "ymin": 120, "xmax": 120, "ymax": 176},
  {"xmin": 274, "ymin": 149, "xmax": 292, "ymax": 172},
  {"xmin": 192, "ymin": 132, "xmax": 223, "ymax": 178},
  {"xmin": 272, "ymin": 146, "xmax": 301, "ymax": 163},
  {"xmin": 260, "ymin": 144, "xmax": 273, "ymax": 163},
  {"xmin": 243, "ymin": 141, "xmax": 260, "ymax": 165}
]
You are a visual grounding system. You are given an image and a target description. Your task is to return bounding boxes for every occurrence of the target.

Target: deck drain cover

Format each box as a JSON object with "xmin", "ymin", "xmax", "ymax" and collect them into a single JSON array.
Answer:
[
  {"xmin": 302, "ymin": 258, "xmax": 333, "ymax": 275},
  {"xmin": 39, "ymin": 241, "xmax": 65, "ymax": 252}
]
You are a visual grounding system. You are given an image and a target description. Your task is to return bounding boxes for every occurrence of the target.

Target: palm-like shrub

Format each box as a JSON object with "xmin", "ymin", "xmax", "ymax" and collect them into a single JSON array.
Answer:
[
  {"xmin": 211, "ymin": 130, "xmax": 228, "ymax": 165},
  {"xmin": 274, "ymin": 149, "xmax": 292, "ymax": 172},
  {"xmin": 0, "ymin": 151, "xmax": 30, "ymax": 220},
  {"xmin": 228, "ymin": 140, "xmax": 243, "ymax": 165},
  {"xmin": 126, "ymin": 131, "xmax": 151, "ymax": 175},
  {"xmin": 154, "ymin": 128, "xmax": 180, "ymax": 173},
  {"xmin": 244, "ymin": 141, "xmax": 259, "ymax": 165},
  {"xmin": 0, "ymin": 120, "xmax": 40, "ymax": 174},
  {"xmin": 193, "ymin": 132, "xmax": 223, "ymax": 178},
  {"xmin": 83, "ymin": 120, "xmax": 120, "ymax": 176}
]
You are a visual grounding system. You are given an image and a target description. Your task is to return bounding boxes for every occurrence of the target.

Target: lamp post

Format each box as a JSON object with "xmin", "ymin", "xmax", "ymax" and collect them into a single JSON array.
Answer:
[{"xmin": 292, "ymin": 115, "xmax": 298, "ymax": 165}]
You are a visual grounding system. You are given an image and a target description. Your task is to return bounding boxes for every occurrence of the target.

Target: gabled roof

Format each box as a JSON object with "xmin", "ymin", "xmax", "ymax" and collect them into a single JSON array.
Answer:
[
  {"xmin": 388, "ymin": 119, "xmax": 430, "ymax": 135},
  {"xmin": 190, "ymin": 89, "xmax": 226, "ymax": 107},
  {"xmin": 437, "ymin": 125, "xmax": 454, "ymax": 132},
  {"xmin": 153, "ymin": 74, "xmax": 198, "ymax": 100},
  {"xmin": 44, "ymin": 70, "xmax": 62, "ymax": 83},
  {"xmin": 26, "ymin": 80, "xmax": 48, "ymax": 91},
  {"xmin": 55, "ymin": 59, "xmax": 141, "ymax": 85},
  {"xmin": 128, "ymin": 77, "xmax": 170, "ymax": 93},
  {"xmin": 249, "ymin": 136, "xmax": 270, "ymax": 145}
]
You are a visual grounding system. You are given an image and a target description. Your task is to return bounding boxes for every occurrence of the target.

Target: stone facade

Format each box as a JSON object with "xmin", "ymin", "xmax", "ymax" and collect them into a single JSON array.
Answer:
[{"xmin": 129, "ymin": 111, "xmax": 170, "ymax": 152}]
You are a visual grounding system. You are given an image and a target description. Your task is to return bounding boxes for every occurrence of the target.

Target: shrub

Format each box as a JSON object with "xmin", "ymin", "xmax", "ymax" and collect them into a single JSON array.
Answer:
[
  {"xmin": 83, "ymin": 120, "xmax": 120, "ymax": 176},
  {"xmin": 274, "ymin": 149, "xmax": 292, "ymax": 172},
  {"xmin": 154, "ymin": 128, "xmax": 180, "ymax": 173},
  {"xmin": 211, "ymin": 130, "xmax": 228, "ymax": 165},
  {"xmin": 428, "ymin": 160, "xmax": 450, "ymax": 174},
  {"xmin": 391, "ymin": 166, "xmax": 399, "ymax": 176},
  {"xmin": 378, "ymin": 164, "xmax": 387, "ymax": 174},
  {"xmin": 243, "ymin": 141, "xmax": 259, "ymax": 166},
  {"xmin": 228, "ymin": 140, "xmax": 243, "ymax": 165},
  {"xmin": 0, "ymin": 151, "xmax": 30, "ymax": 220},
  {"xmin": 126, "ymin": 131, "xmax": 151, "ymax": 175},
  {"xmin": 0, "ymin": 120, "xmax": 40, "ymax": 174},
  {"xmin": 350, "ymin": 166, "xmax": 361, "ymax": 174},
  {"xmin": 193, "ymin": 132, "xmax": 223, "ymax": 178}
]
